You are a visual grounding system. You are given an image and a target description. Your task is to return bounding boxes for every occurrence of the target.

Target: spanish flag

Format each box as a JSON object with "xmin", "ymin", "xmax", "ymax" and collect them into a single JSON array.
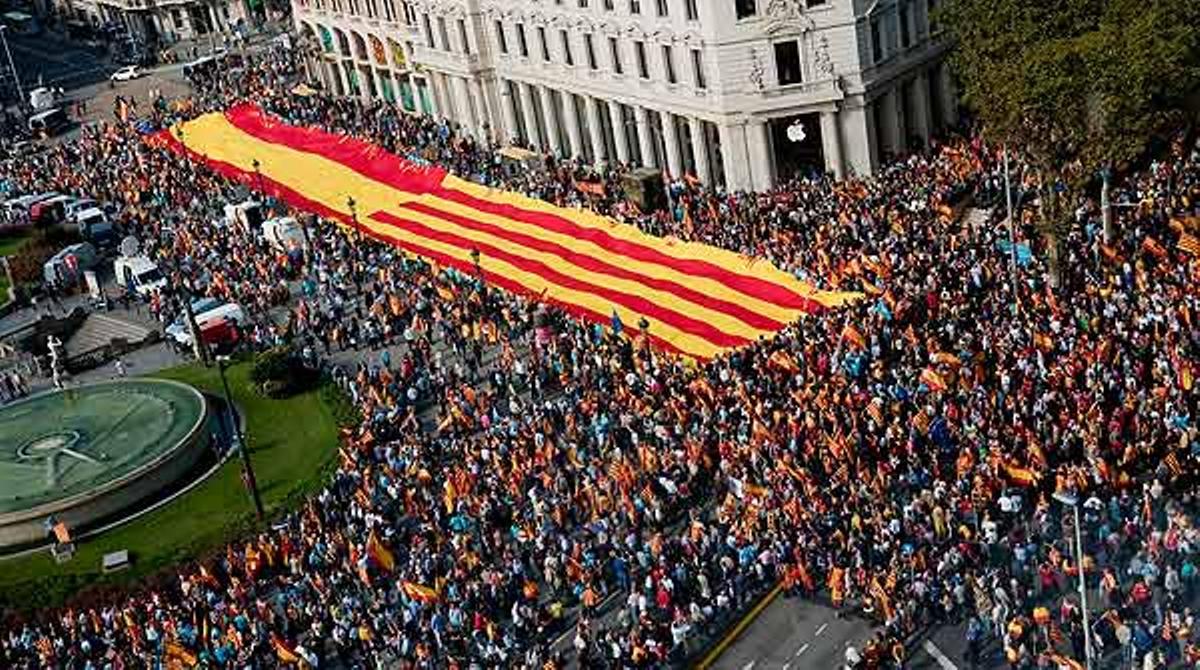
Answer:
[
  {"xmin": 366, "ymin": 531, "xmax": 395, "ymax": 572},
  {"xmin": 919, "ymin": 368, "xmax": 947, "ymax": 392},
  {"xmin": 402, "ymin": 580, "xmax": 440, "ymax": 603},
  {"xmin": 159, "ymin": 105, "xmax": 859, "ymax": 359},
  {"xmin": 841, "ymin": 324, "xmax": 867, "ymax": 350},
  {"xmin": 271, "ymin": 632, "xmax": 302, "ymax": 664}
]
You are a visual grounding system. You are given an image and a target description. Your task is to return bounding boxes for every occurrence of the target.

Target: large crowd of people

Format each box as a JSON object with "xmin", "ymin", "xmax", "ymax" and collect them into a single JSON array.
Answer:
[{"xmin": 0, "ymin": 41, "xmax": 1197, "ymax": 670}]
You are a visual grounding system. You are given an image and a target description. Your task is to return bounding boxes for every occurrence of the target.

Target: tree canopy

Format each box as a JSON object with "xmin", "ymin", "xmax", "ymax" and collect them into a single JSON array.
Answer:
[
  {"xmin": 942, "ymin": 0, "xmax": 1200, "ymax": 173},
  {"xmin": 939, "ymin": 0, "xmax": 1200, "ymax": 269}
]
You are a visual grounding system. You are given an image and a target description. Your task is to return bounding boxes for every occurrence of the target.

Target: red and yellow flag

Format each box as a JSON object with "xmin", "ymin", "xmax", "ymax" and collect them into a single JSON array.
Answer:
[{"xmin": 160, "ymin": 105, "xmax": 856, "ymax": 359}]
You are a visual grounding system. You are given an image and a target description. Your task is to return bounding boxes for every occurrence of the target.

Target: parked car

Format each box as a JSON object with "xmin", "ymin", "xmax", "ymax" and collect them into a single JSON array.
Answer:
[
  {"xmin": 74, "ymin": 207, "xmax": 118, "ymax": 248},
  {"xmin": 110, "ymin": 65, "xmax": 142, "ymax": 82}
]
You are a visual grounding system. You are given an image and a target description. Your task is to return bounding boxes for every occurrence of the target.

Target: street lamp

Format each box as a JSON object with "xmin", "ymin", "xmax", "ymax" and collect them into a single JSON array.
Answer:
[
  {"xmin": 251, "ymin": 158, "xmax": 264, "ymax": 192},
  {"xmin": 216, "ymin": 354, "xmax": 264, "ymax": 520},
  {"xmin": 0, "ymin": 26, "xmax": 23, "ymax": 106},
  {"xmin": 1053, "ymin": 491, "xmax": 1094, "ymax": 670},
  {"xmin": 346, "ymin": 196, "xmax": 362, "ymax": 293},
  {"xmin": 469, "ymin": 247, "xmax": 483, "ymax": 286},
  {"xmin": 1003, "ymin": 144, "xmax": 1019, "ymax": 302},
  {"xmin": 177, "ymin": 278, "xmax": 209, "ymax": 366}
]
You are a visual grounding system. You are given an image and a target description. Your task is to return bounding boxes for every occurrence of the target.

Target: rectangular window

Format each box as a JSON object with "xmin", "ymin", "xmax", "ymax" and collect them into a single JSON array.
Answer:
[
  {"xmin": 561, "ymin": 29, "xmax": 574, "ymax": 65},
  {"xmin": 656, "ymin": 0, "xmax": 668, "ymax": 16},
  {"xmin": 735, "ymin": 0, "xmax": 756, "ymax": 19},
  {"xmin": 774, "ymin": 40, "xmax": 802, "ymax": 85},
  {"xmin": 900, "ymin": 3, "xmax": 911, "ymax": 48},
  {"xmin": 584, "ymin": 33, "xmax": 597, "ymax": 69},
  {"xmin": 604, "ymin": 0, "xmax": 614, "ymax": 8},
  {"xmin": 496, "ymin": 20, "xmax": 508, "ymax": 54},
  {"xmin": 578, "ymin": 0, "xmax": 588, "ymax": 6},
  {"xmin": 609, "ymin": 36, "xmax": 623, "ymax": 73},
  {"xmin": 422, "ymin": 14, "xmax": 434, "ymax": 48},
  {"xmin": 538, "ymin": 26, "xmax": 550, "ymax": 61},
  {"xmin": 662, "ymin": 45, "xmax": 676, "ymax": 83},
  {"xmin": 629, "ymin": 0, "xmax": 641, "ymax": 14},
  {"xmin": 691, "ymin": 48, "xmax": 706, "ymax": 89},
  {"xmin": 457, "ymin": 19, "xmax": 471, "ymax": 54},
  {"xmin": 517, "ymin": 23, "xmax": 529, "ymax": 57},
  {"xmin": 437, "ymin": 16, "xmax": 450, "ymax": 51},
  {"xmin": 870, "ymin": 19, "xmax": 882, "ymax": 63},
  {"xmin": 634, "ymin": 40, "xmax": 648, "ymax": 78},
  {"xmin": 806, "ymin": 0, "xmax": 825, "ymax": 5},
  {"xmin": 684, "ymin": 0, "xmax": 698, "ymax": 20},
  {"xmin": 928, "ymin": 0, "xmax": 940, "ymax": 32}
]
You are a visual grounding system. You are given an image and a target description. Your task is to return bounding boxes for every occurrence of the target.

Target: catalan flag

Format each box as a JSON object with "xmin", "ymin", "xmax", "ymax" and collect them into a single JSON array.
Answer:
[
  {"xmin": 1180, "ymin": 233, "xmax": 1200, "ymax": 256},
  {"xmin": 159, "ymin": 105, "xmax": 857, "ymax": 359}
]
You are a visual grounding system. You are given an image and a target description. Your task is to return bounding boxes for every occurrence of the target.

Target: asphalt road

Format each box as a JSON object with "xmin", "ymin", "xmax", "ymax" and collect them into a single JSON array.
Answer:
[
  {"xmin": 712, "ymin": 594, "xmax": 875, "ymax": 670},
  {"xmin": 2, "ymin": 29, "xmax": 113, "ymax": 98}
]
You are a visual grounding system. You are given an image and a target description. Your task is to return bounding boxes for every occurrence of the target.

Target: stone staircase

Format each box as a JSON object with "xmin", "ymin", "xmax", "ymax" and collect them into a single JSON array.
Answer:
[{"xmin": 65, "ymin": 313, "xmax": 155, "ymax": 360}]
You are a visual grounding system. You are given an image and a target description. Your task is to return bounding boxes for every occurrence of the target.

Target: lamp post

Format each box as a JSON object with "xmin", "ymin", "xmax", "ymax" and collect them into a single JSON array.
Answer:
[
  {"xmin": 1100, "ymin": 165, "xmax": 1114, "ymax": 244},
  {"xmin": 346, "ymin": 196, "xmax": 362, "ymax": 294},
  {"xmin": 252, "ymin": 158, "xmax": 264, "ymax": 192},
  {"xmin": 178, "ymin": 279, "xmax": 210, "ymax": 366},
  {"xmin": 469, "ymin": 246, "xmax": 483, "ymax": 289},
  {"xmin": 0, "ymin": 26, "xmax": 23, "ymax": 106},
  {"xmin": 1053, "ymin": 491, "xmax": 1093, "ymax": 670},
  {"xmin": 1003, "ymin": 144, "xmax": 1019, "ymax": 301},
  {"xmin": 216, "ymin": 354, "xmax": 264, "ymax": 520}
]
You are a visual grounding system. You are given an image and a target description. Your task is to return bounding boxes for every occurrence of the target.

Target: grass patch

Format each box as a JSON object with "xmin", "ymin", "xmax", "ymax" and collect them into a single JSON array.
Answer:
[
  {"xmin": 0, "ymin": 360, "xmax": 342, "ymax": 612},
  {"xmin": 0, "ymin": 233, "xmax": 29, "ymax": 258}
]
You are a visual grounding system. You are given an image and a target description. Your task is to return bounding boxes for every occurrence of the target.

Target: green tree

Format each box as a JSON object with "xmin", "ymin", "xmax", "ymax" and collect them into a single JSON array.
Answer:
[{"xmin": 938, "ymin": 0, "xmax": 1200, "ymax": 288}]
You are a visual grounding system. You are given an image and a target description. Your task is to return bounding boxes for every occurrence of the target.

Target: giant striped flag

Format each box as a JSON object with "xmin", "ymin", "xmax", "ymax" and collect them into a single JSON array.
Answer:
[{"xmin": 158, "ymin": 105, "xmax": 858, "ymax": 358}]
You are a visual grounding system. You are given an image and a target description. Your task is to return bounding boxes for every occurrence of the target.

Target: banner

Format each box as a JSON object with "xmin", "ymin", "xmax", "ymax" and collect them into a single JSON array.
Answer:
[{"xmin": 159, "ymin": 105, "xmax": 858, "ymax": 358}]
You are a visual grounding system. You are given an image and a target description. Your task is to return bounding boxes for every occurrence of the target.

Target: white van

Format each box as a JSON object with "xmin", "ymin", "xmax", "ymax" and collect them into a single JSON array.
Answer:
[
  {"xmin": 262, "ymin": 216, "xmax": 306, "ymax": 250},
  {"xmin": 113, "ymin": 255, "xmax": 167, "ymax": 297},
  {"xmin": 224, "ymin": 200, "xmax": 264, "ymax": 230}
]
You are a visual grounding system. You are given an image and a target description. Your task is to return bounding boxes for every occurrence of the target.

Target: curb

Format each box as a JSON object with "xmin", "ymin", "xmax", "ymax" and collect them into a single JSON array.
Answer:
[{"xmin": 694, "ymin": 582, "xmax": 783, "ymax": 670}]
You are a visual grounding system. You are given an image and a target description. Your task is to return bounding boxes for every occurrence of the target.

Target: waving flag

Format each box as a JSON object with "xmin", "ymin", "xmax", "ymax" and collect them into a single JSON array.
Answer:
[{"xmin": 159, "ymin": 105, "xmax": 857, "ymax": 358}]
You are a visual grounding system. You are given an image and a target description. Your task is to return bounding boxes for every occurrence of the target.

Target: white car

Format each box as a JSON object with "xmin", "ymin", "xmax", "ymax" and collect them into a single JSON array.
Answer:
[{"xmin": 110, "ymin": 65, "xmax": 141, "ymax": 82}]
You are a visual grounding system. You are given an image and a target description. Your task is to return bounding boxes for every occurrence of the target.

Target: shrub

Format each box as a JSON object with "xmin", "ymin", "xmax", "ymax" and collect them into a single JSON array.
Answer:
[{"xmin": 248, "ymin": 346, "xmax": 318, "ymax": 398}]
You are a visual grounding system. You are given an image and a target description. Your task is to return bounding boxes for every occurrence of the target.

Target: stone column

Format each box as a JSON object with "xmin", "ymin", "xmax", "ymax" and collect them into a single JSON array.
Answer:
[
  {"xmin": 939, "ymin": 63, "xmax": 958, "ymax": 128},
  {"xmin": 561, "ymin": 92, "xmax": 584, "ymax": 160},
  {"xmin": 608, "ymin": 100, "xmax": 630, "ymax": 165},
  {"xmin": 820, "ymin": 110, "xmax": 844, "ymax": 180},
  {"xmin": 717, "ymin": 122, "xmax": 750, "ymax": 191},
  {"xmin": 498, "ymin": 79, "xmax": 520, "ymax": 144},
  {"xmin": 472, "ymin": 79, "xmax": 495, "ymax": 142},
  {"xmin": 660, "ymin": 111, "xmax": 683, "ymax": 178},
  {"xmin": 745, "ymin": 118, "xmax": 773, "ymax": 191},
  {"xmin": 519, "ymin": 81, "xmax": 541, "ymax": 148},
  {"xmin": 538, "ymin": 85, "xmax": 563, "ymax": 157},
  {"xmin": 585, "ymin": 96, "xmax": 607, "ymax": 167},
  {"xmin": 635, "ymin": 105, "xmax": 657, "ymax": 169},
  {"xmin": 879, "ymin": 87, "xmax": 902, "ymax": 157},
  {"xmin": 838, "ymin": 101, "xmax": 875, "ymax": 177},
  {"xmin": 688, "ymin": 117, "xmax": 710, "ymax": 184},
  {"xmin": 336, "ymin": 60, "xmax": 351, "ymax": 97},
  {"xmin": 453, "ymin": 75, "xmax": 477, "ymax": 138},
  {"xmin": 909, "ymin": 73, "xmax": 931, "ymax": 151}
]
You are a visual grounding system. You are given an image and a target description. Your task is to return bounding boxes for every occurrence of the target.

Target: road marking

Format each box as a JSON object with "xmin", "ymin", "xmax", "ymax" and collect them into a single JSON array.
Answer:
[
  {"xmin": 815, "ymin": 623, "xmax": 829, "ymax": 637},
  {"xmin": 741, "ymin": 661, "xmax": 756, "ymax": 670},
  {"xmin": 923, "ymin": 640, "xmax": 960, "ymax": 670},
  {"xmin": 794, "ymin": 643, "xmax": 810, "ymax": 658},
  {"xmin": 782, "ymin": 663, "xmax": 790, "ymax": 670}
]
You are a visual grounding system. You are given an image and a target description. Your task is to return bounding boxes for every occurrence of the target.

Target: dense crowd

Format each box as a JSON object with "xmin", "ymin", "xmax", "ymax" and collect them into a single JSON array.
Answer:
[{"xmin": 0, "ymin": 42, "xmax": 1197, "ymax": 670}]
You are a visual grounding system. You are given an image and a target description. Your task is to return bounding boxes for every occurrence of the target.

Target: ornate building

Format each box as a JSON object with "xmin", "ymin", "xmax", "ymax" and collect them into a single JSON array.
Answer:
[{"xmin": 292, "ymin": 0, "xmax": 957, "ymax": 187}]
